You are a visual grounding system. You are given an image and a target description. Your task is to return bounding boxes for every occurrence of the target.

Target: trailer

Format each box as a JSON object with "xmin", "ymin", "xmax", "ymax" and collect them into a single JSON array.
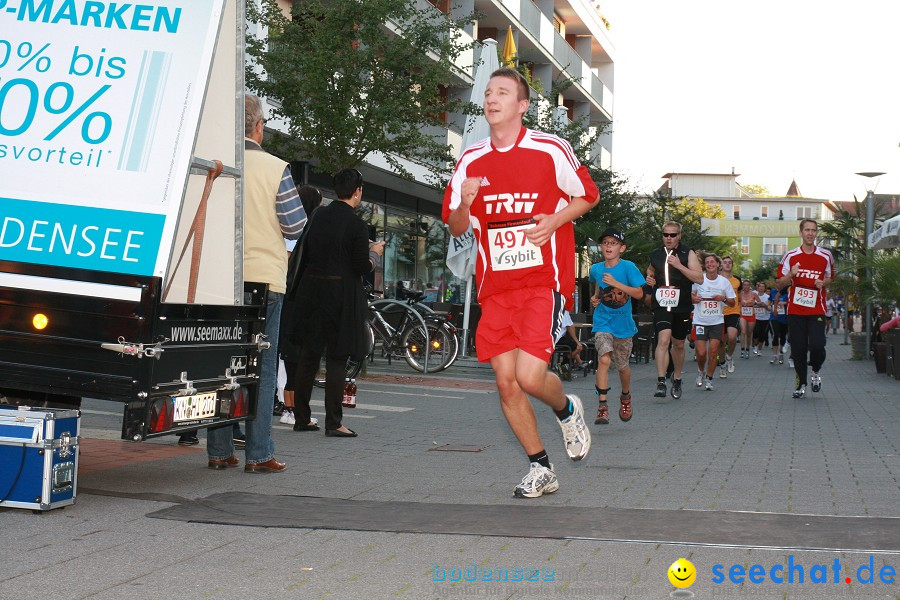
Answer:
[{"xmin": 0, "ymin": 0, "xmax": 267, "ymax": 442}]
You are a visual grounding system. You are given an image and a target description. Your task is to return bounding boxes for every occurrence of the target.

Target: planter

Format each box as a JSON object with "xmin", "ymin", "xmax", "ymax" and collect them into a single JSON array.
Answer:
[
  {"xmin": 885, "ymin": 329, "xmax": 900, "ymax": 380},
  {"xmin": 849, "ymin": 331, "xmax": 868, "ymax": 360},
  {"xmin": 873, "ymin": 342, "xmax": 889, "ymax": 374}
]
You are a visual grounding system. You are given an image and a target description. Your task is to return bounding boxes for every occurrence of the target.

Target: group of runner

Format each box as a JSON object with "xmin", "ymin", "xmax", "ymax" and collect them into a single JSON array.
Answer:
[
  {"xmin": 646, "ymin": 218, "xmax": 834, "ymax": 399},
  {"xmin": 442, "ymin": 67, "xmax": 834, "ymax": 500}
]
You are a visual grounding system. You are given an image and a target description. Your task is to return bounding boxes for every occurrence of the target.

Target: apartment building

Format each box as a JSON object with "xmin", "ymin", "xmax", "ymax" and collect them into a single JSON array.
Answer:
[
  {"xmin": 659, "ymin": 172, "xmax": 834, "ymax": 272},
  {"xmin": 260, "ymin": 0, "xmax": 615, "ymax": 300}
]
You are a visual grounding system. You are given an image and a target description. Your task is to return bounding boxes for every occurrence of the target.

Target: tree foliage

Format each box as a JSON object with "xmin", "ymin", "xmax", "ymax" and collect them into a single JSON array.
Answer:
[
  {"xmin": 246, "ymin": 0, "xmax": 476, "ymax": 178},
  {"xmin": 520, "ymin": 75, "xmax": 642, "ymax": 254},
  {"xmin": 746, "ymin": 258, "xmax": 781, "ymax": 286},
  {"xmin": 740, "ymin": 183, "xmax": 770, "ymax": 197},
  {"xmin": 622, "ymin": 193, "xmax": 732, "ymax": 272},
  {"xmin": 518, "ymin": 73, "xmax": 734, "ymax": 275}
]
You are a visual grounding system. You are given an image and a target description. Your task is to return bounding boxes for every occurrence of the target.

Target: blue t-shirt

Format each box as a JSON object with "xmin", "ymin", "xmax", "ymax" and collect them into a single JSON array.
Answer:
[
  {"xmin": 589, "ymin": 259, "xmax": 645, "ymax": 338},
  {"xmin": 770, "ymin": 288, "xmax": 789, "ymax": 324}
]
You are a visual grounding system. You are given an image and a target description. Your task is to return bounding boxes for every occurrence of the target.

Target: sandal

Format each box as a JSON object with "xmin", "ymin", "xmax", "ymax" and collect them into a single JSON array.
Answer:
[
  {"xmin": 595, "ymin": 402, "xmax": 609, "ymax": 425},
  {"xmin": 619, "ymin": 392, "xmax": 632, "ymax": 422}
]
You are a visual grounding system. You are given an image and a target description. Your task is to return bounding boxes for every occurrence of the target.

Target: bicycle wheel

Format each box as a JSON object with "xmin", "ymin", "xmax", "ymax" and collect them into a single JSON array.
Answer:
[
  {"xmin": 313, "ymin": 324, "xmax": 374, "ymax": 388},
  {"xmin": 401, "ymin": 321, "xmax": 456, "ymax": 373}
]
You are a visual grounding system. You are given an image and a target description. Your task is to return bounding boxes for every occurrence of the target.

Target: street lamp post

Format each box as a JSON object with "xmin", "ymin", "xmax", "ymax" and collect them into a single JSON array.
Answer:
[{"xmin": 855, "ymin": 172, "xmax": 885, "ymax": 359}]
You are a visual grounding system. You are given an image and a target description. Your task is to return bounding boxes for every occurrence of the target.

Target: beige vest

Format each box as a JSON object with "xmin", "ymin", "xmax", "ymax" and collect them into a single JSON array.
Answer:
[{"xmin": 243, "ymin": 141, "xmax": 289, "ymax": 294}]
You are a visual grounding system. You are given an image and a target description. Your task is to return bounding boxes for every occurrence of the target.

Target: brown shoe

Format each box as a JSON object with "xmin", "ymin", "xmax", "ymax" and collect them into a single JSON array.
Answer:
[
  {"xmin": 595, "ymin": 402, "xmax": 609, "ymax": 425},
  {"xmin": 208, "ymin": 455, "xmax": 239, "ymax": 470},
  {"xmin": 619, "ymin": 392, "xmax": 633, "ymax": 422},
  {"xmin": 244, "ymin": 458, "xmax": 287, "ymax": 474}
]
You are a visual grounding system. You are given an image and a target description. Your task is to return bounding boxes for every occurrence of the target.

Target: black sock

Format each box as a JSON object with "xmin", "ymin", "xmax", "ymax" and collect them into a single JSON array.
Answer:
[
  {"xmin": 553, "ymin": 398, "xmax": 573, "ymax": 421},
  {"xmin": 673, "ymin": 378, "xmax": 681, "ymax": 384},
  {"xmin": 657, "ymin": 376, "xmax": 666, "ymax": 383},
  {"xmin": 528, "ymin": 450, "xmax": 551, "ymax": 469}
]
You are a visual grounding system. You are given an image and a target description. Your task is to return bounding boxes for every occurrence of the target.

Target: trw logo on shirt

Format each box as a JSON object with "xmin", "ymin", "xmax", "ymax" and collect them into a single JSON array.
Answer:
[
  {"xmin": 483, "ymin": 192, "xmax": 539, "ymax": 215},
  {"xmin": 795, "ymin": 268, "xmax": 823, "ymax": 279}
]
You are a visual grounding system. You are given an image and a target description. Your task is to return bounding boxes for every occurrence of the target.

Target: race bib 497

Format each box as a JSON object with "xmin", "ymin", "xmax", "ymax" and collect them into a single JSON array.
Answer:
[{"xmin": 487, "ymin": 219, "xmax": 543, "ymax": 272}]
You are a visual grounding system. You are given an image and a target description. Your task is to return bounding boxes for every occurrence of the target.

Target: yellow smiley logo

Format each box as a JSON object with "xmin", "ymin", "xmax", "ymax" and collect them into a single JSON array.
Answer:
[{"xmin": 668, "ymin": 558, "xmax": 696, "ymax": 588}]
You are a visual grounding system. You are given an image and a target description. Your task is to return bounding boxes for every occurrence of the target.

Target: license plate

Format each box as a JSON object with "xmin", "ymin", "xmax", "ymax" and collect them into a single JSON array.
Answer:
[{"xmin": 173, "ymin": 392, "xmax": 217, "ymax": 422}]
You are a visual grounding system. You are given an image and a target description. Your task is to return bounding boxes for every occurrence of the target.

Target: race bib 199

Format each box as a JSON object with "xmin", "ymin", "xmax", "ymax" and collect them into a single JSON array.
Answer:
[
  {"xmin": 792, "ymin": 287, "xmax": 818, "ymax": 309},
  {"xmin": 488, "ymin": 219, "xmax": 543, "ymax": 272},
  {"xmin": 655, "ymin": 286, "xmax": 680, "ymax": 308},
  {"xmin": 699, "ymin": 300, "xmax": 722, "ymax": 317}
]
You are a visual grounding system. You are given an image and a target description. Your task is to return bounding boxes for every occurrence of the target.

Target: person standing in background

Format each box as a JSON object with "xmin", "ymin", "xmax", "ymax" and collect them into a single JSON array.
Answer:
[
  {"xmin": 291, "ymin": 169, "xmax": 384, "ymax": 438},
  {"xmin": 278, "ymin": 185, "xmax": 324, "ymax": 429},
  {"xmin": 207, "ymin": 94, "xmax": 307, "ymax": 473}
]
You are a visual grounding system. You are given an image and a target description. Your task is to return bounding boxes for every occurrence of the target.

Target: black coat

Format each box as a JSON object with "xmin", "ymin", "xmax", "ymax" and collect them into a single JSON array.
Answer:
[{"xmin": 290, "ymin": 201, "xmax": 371, "ymax": 360}]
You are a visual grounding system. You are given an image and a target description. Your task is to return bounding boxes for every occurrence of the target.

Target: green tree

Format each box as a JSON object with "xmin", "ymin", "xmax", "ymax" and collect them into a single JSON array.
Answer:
[
  {"xmin": 624, "ymin": 193, "xmax": 732, "ymax": 273},
  {"xmin": 740, "ymin": 183, "xmax": 770, "ymax": 197},
  {"xmin": 746, "ymin": 258, "xmax": 780, "ymax": 286},
  {"xmin": 519, "ymin": 74, "xmax": 641, "ymax": 261},
  {"xmin": 246, "ymin": 0, "xmax": 476, "ymax": 178}
]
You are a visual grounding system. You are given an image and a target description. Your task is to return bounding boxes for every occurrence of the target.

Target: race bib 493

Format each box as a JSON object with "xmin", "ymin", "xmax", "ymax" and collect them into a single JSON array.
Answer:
[{"xmin": 792, "ymin": 287, "xmax": 818, "ymax": 309}]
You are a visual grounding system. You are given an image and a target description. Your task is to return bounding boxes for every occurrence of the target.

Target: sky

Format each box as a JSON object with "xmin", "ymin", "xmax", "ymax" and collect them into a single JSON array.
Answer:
[{"xmin": 603, "ymin": 0, "xmax": 900, "ymax": 202}]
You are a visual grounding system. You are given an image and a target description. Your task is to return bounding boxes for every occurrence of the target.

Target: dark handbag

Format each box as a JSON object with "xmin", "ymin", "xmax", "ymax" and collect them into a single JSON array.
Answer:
[{"xmin": 285, "ymin": 209, "xmax": 318, "ymax": 301}]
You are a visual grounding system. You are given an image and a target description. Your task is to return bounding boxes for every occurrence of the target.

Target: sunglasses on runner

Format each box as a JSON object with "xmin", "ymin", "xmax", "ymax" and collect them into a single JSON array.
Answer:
[{"xmin": 662, "ymin": 232, "xmax": 679, "ymax": 238}]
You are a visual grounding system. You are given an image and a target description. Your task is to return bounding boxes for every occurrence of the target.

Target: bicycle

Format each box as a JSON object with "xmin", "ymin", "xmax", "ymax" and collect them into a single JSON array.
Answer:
[
  {"xmin": 313, "ymin": 290, "xmax": 458, "ymax": 386},
  {"xmin": 368, "ymin": 290, "xmax": 459, "ymax": 373}
]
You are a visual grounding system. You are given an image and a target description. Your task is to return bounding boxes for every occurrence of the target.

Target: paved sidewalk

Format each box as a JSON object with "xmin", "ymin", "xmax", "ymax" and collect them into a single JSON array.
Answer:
[{"xmin": 1, "ymin": 333, "xmax": 897, "ymax": 599}]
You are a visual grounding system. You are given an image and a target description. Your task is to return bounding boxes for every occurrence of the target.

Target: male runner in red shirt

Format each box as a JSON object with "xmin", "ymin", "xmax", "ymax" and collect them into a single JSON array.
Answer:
[
  {"xmin": 775, "ymin": 218, "xmax": 834, "ymax": 398},
  {"xmin": 443, "ymin": 67, "xmax": 599, "ymax": 498}
]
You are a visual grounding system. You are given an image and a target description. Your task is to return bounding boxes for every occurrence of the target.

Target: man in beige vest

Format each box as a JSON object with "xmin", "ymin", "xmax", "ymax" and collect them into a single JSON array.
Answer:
[{"xmin": 207, "ymin": 94, "xmax": 307, "ymax": 473}]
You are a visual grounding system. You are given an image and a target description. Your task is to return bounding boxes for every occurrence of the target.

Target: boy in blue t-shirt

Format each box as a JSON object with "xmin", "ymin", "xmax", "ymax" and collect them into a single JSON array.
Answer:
[{"xmin": 589, "ymin": 227, "xmax": 646, "ymax": 426}]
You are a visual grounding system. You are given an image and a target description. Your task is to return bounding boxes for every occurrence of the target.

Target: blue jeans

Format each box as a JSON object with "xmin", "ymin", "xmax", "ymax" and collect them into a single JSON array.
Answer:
[{"xmin": 208, "ymin": 291, "xmax": 281, "ymax": 464}]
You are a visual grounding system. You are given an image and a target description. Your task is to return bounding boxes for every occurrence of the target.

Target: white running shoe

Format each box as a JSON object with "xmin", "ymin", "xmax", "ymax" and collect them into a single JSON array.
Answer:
[
  {"xmin": 558, "ymin": 394, "xmax": 590, "ymax": 461},
  {"xmin": 770, "ymin": 355, "xmax": 777, "ymax": 365},
  {"xmin": 279, "ymin": 410, "xmax": 296, "ymax": 425},
  {"xmin": 811, "ymin": 373, "xmax": 822, "ymax": 393},
  {"xmin": 792, "ymin": 384, "xmax": 806, "ymax": 399},
  {"xmin": 719, "ymin": 364, "xmax": 728, "ymax": 379},
  {"xmin": 727, "ymin": 356, "xmax": 735, "ymax": 373},
  {"xmin": 753, "ymin": 347, "xmax": 760, "ymax": 356},
  {"xmin": 705, "ymin": 378, "xmax": 714, "ymax": 391},
  {"xmin": 696, "ymin": 371, "xmax": 705, "ymax": 387},
  {"xmin": 514, "ymin": 462, "xmax": 559, "ymax": 498},
  {"xmin": 788, "ymin": 358, "xmax": 795, "ymax": 368}
]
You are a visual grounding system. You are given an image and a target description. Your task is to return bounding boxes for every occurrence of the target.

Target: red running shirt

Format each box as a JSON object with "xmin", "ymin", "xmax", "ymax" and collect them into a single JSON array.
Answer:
[
  {"xmin": 777, "ymin": 245, "xmax": 835, "ymax": 316},
  {"xmin": 442, "ymin": 128, "xmax": 598, "ymax": 310}
]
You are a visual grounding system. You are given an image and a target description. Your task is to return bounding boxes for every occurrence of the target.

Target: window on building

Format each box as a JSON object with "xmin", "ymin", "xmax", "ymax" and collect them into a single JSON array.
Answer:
[
  {"xmin": 796, "ymin": 206, "xmax": 812, "ymax": 219},
  {"xmin": 733, "ymin": 205, "xmax": 741, "ymax": 219},
  {"xmin": 553, "ymin": 14, "xmax": 564, "ymax": 34},
  {"xmin": 741, "ymin": 236, "xmax": 750, "ymax": 255},
  {"xmin": 763, "ymin": 237, "xmax": 788, "ymax": 256},
  {"xmin": 760, "ymin": 205, "xmax": 768, "ymax": 219}
]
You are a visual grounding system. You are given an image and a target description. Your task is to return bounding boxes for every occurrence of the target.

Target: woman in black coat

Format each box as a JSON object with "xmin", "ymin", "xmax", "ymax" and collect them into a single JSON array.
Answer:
[{"xmin": 291, "ymin": 168, "xmax": 384, "ymax": 437}]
